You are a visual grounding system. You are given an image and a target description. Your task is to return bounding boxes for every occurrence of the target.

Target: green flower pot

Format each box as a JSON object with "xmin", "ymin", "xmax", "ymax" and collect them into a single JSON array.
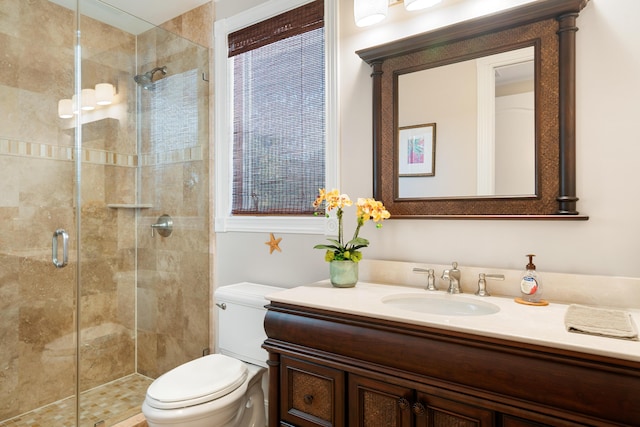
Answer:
[{"xmin": 329, "ymin": 260, "xmax": 358, "ymax": 288}]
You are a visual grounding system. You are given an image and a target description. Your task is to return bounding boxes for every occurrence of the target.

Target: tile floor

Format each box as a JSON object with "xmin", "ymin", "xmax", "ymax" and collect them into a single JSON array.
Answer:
[{"xmin": 0, "ymin": 374, "xmax": 152, "ymax": 427}]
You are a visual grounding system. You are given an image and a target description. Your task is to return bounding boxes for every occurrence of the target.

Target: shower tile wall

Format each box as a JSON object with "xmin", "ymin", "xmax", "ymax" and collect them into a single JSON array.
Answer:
[
  {"xmin": 0, "ymin": 0, "xmax": 211, "ymax": 421},
  {"xmin": 134, "ymin": 5, "xmax": 212, "ymax": 377}
]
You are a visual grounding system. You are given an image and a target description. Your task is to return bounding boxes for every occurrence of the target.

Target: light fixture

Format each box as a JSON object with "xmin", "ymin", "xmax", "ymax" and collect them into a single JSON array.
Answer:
[
  {"xmin": 58, "ymin": 99, "xmax": 73, "ymax": 118},
  {"xmin": 81, "ymin": 88, "xmax": 96, "ymax": 111},
  {"xmin": 404, "ymin": 0, "xmax": 441, "ymax": 12},
  {"xmin": 355, "ymin": 0, "xmax": 442, "ymax": 27},
  {"xmin": 58, "ymin": 82, "xmax": 117, "ymax": 119},
  {"xmin": 95, "ymin": 83, "xmax": 114, "ymax": 105},
  {"xmin": 354, "ymin": 0, "xmax": 388, "ymax": 27}
]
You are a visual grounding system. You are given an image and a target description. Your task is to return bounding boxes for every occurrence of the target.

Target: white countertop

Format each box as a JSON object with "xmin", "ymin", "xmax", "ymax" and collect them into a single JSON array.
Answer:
[{"xmin": 267, "ymin": 281, "xmax": 640, "ymax": 363}]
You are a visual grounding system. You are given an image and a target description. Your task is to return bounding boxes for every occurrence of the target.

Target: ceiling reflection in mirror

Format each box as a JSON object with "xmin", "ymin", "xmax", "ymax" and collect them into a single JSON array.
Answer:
[{"xmin": 397, "ymin": 46, "xmax": 535, "ymax": 199}]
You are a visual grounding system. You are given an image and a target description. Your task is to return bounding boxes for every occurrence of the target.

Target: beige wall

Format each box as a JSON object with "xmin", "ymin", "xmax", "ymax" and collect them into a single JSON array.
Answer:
[{"xmin": 398, "ymin": 60, "xmax": 477, "ymax": 198}]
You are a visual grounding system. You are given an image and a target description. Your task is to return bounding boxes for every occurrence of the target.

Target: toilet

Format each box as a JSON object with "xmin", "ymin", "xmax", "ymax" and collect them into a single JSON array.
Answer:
[{"xmin": 142, "ymin": 282, "xmax": 281, "ymax": 427}]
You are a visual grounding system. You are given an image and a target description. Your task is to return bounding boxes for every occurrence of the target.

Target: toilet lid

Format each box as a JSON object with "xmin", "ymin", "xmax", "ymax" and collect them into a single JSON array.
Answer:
[{"xmin": 145, "ymin": 354, "xmax": 248, "ymax": 410}]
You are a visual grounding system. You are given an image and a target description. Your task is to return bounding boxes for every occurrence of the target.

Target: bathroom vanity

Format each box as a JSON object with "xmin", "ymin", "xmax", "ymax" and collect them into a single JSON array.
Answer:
[{"xmin": 263, "ymin": 282, "xmax": 640, "ymax": 427}]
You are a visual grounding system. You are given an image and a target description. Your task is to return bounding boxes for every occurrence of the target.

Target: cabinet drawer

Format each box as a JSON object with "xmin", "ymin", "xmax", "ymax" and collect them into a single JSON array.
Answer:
[
  {"xmin": 280, "ymin": 356, "xmax": 345, "ymax": 427},
  {"xmin": 502, "ymin": 413, "xmax": 587, "ymax": 427}
]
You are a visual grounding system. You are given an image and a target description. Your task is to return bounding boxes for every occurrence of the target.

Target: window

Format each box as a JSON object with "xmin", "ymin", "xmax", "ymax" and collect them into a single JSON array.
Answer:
[{"xmin": 215, "ymin": 0, "xmax": 338, "ymax": 233}]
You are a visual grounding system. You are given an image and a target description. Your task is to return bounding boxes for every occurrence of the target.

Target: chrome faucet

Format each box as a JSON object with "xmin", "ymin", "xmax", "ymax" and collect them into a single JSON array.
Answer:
[
  {"xmin": 413, "ymin": 267, "xmax": 437, "ymax": 291},
  {"xmin": 441, "ymin": 262, "xmax": 461, "ymax": 294},
  {"xmin": 476, "ymin": 273, "xmax": 505, "ymax": 297}
]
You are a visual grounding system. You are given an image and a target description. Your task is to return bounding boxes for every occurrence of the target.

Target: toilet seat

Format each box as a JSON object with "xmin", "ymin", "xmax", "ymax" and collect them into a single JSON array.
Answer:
[{"xmin": 145, "ymin": 354, "xmax": 248, "ymax": 410}]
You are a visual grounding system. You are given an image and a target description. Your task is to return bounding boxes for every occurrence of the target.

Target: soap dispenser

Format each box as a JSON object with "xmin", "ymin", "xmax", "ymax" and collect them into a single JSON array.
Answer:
[{"xmin": 518, "ymin": 254, "xmax": 543, "ymax": 304}]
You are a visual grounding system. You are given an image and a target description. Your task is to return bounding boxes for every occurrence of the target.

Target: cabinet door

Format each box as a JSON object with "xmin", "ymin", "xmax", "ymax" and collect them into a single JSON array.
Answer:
[
  {"xmin": 501, "ymin": 413, "xmax": 586, "ymax": 427},
  {"xmin": 502, "ymin": 416, "xmax": 549, "ymax": 427},
  {"xmin": 348, "ymin": 374, "xmax": 413, "ymax": 427},
  {"xmin": 415, "ymin": 392, "xmax": 494, "ymax": 427},
  {"xmin": 280, "ymin": 356, "xmax": 345, "ymax": 427}
]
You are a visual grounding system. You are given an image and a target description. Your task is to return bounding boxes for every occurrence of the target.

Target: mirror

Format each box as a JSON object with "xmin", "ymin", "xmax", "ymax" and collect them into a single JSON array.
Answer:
[
  {"xmin": 397, "ymin": 47, "xmax": 535, "ymax": 198},
  {"xmin": 357, "ymin": 0, "xmax": 589, "ymax": 218}
]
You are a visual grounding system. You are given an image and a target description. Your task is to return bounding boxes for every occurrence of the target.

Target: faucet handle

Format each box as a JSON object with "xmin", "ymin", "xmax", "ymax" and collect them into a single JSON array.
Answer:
[
  {"xmin": 413, "ymin": 268, "xmax": 437, "ymax": 291},
  {"xmin": 475, "ymin": 273, "xmax": 504, "ymax": 297},
  {"xmin": 449, "ymin": 262, "xmax": 460, "ymax": 279}
]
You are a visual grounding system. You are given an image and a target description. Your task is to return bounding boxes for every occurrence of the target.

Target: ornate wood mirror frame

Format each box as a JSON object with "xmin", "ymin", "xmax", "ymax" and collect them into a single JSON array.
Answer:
[{"xmin": 357, "ymin": 0, "xmax": 589, "ymax": 219}]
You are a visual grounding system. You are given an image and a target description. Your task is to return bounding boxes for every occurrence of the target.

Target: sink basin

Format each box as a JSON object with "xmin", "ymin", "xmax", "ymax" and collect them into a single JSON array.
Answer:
[{"xmin": 382, "ymin": 293, "xmax": 500, "ymax": 316}]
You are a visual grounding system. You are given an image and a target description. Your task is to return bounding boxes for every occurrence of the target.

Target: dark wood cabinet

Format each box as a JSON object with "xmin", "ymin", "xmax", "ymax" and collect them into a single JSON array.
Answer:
[
  {"xmin": 416, "ymin": 391, "xmax": 494, "ymax": 427},
  {"xmin": 349, "ymin": 374, "xmax": 494, "ymax": 427},
  {"xmin": 280, "ymin": 356, "xmax": 345, "ymax": 427},
  {"xmin": 501, "ymin": 416, "xmax": 551, "ymax": 427},
  {"xmin": 264, "ymin": 302, "xmax": 640, "ymax": 427},
  {"xmin": 348, "ymin": 374, "xmax": 412, "ymax": 427}
]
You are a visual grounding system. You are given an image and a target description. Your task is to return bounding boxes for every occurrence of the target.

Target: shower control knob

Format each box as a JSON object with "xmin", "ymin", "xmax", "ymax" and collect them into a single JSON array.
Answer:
[{"xmin": 150, "ymin": 214, "xmax": 173, "ymax": 237}]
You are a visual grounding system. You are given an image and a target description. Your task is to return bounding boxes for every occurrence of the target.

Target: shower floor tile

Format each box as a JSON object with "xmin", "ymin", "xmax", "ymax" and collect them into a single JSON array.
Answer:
[{"xmin": 0, "ymin": 374, "xmax": 152, "ymax": 427}]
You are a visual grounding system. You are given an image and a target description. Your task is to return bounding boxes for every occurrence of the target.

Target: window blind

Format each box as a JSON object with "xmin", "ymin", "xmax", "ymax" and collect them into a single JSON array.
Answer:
[
  {"xmin": 229, "ymin": 0, "xmax": 326, "ymax": 215},
  {"xmin": 228, "ymin": 0, "xmax": 324, "ymax": 58}
]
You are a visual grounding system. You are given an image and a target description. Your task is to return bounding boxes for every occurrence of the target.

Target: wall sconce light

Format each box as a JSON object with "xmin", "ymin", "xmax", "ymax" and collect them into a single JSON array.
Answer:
[
  {"xmin": 58, "ymin": 83, "xmax": 116, "ymax": 118},
  {"xmin": 95, "ymin": 83, "xmax": 114, "ymax": 106},
  {"xmin": 81, "ymin": 88, "xmax": 96, "ymax": 111},
  {"xmin": 354, "ymin": 0, "xmax": 388, "ymax": 27},
  {"xmin": 354, "ymin": 0, "xmax": 442, "ymax": 27},
  {"xmin": 404, "ymin": 0, "xmax": 441, "ymax": 12},
  {"xmin": 58, "ymin": 99, "xmax": 73, "ymax": 119}
]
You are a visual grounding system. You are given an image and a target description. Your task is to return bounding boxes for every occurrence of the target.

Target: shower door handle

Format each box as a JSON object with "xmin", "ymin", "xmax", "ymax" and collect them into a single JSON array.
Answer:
[{"xmin": 52, "ymin": 229, "xmax": 69, "ymax": 268}]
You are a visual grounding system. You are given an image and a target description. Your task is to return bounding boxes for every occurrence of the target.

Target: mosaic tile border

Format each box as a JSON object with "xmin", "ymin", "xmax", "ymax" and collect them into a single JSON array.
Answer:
[
  {"xmin": 0, "ymin": 138, "xmax": 203, "ymax": 167},
  {"xmin": 83, "ymin": 147, "xmax": 137, "ymax": 167},
  {"xmin": 0, "ymin": 138, "xmax": 74, "ymax": 162}
]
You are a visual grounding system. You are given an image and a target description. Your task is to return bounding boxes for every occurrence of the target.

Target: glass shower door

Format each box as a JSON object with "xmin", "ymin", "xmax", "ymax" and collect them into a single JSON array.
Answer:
[
  {"xmin": 0, "ymin": 0, "xmax": 80, "ymax": 424},
  {"xmin": 75, "ymin": 1, "xmax": 211, "ymax": 425},
  {"xmin": 74, "ymin": 2, "xmax": 147, "ymax": 425},
  {"xmin": 1, "ymin": 1, "xmax": 210, "ymax": 425}
]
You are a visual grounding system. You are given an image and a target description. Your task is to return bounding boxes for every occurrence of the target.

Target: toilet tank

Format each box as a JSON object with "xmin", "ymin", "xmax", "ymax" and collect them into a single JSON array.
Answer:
[{"xmin": 214, "ymin": 282, "xmax": 282, "ymax": 368}]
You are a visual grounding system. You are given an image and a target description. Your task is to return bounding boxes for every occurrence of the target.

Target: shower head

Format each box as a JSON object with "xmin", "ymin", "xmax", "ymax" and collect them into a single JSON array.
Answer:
[{"xmin": 133, "ymin": 66, "xmax": 167, "ymax": 89}]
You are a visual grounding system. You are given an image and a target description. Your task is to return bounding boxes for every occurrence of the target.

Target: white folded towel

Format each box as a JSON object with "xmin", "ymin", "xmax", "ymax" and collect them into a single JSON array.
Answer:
[{"xmin": 565, "ymin": 304, "xmax": 638, "ymax": 341}]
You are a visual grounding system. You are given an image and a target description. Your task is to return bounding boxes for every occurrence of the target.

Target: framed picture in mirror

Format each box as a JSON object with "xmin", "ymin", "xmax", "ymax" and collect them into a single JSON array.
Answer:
[{"xmin": 398, "ymin": 123, "xmax": 436, "ymax": 177}]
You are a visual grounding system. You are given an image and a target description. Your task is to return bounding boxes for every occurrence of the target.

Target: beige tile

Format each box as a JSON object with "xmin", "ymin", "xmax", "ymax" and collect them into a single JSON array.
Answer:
[
  {"xmin": 136, "ymin": 331, "xmax": 158, "ymax": 378},
  {"xmin": 0, "ymin": 34, "xmax": 20, "ymax": 88},
  {"xmin": 80, "ymin": 329, "xmax": 135, "ymax": 391},
  {"xmin": 0, "ymin": 158, "xmax": 20, "ymax": 208},
  {"xmin": 108, "ymin": 166, "xmax": 137, "ymax": 206},
  {"xmin": 161, "ymin": 3, "xmax": 213, "ymax": 48},
  {"xmin": 136, "ymin": 287, "xmax": 157, "ymax": 333}
]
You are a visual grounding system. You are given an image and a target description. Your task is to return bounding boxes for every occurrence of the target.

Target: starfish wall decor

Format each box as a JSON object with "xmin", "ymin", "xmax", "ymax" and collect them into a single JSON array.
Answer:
[{"xmin": 265, "ymin": 233, "xmax": 282, "ymax": 254}]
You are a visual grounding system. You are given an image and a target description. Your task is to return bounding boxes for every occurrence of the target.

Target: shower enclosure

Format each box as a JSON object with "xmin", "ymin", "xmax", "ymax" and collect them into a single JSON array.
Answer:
[{"xmin": 0, "ymin": 0, "xmax": 210, "ymax": 425}]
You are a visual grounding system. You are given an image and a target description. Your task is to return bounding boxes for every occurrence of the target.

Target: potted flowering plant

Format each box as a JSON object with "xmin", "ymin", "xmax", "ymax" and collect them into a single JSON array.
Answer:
[{"xmin": 313, "ymin": 188, "xmax": 390, "ymax": 287}]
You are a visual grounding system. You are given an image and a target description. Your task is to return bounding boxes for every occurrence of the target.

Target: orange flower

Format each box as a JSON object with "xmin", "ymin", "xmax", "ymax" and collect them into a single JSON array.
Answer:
[
  {"xmin": 356, "ymin": 198, "xmax": 391, "ymax": 224},
  {"xmin": 314, "ymin": 188, "xmax": 352, "ymax": 211},
  {"xmin": 313, "ymin": 188, "xmax": 390, "ymax": 262}
]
